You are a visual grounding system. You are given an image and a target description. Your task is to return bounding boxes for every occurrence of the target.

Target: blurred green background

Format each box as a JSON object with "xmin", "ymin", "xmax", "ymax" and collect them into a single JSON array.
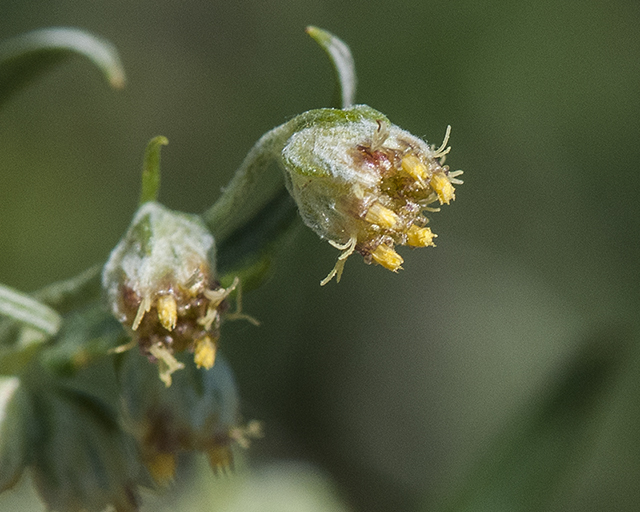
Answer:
[{"xmin": 1, "ymin": 0, "xmax": 640, "ymax": 511}]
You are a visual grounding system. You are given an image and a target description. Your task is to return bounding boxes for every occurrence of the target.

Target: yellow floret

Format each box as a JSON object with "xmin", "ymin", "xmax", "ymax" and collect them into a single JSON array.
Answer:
[
  {"xmin": 407, "ymin": 225, "xmax": 437, "ymax": 247},
  {"xmin": 207, "ymin": 445, "xmax": 233, "ymax": 473},
  {"xmin": 430, "ymin": 172, "xmax": 456, "ymax": 205},
  {"xmin": 156, "ymin": 294, "xmax": 178, "ymax": 331},
  {"xmin": 365, "ymin": 202, "xmax": 400, "ymax": 229},
  {"xmin": 194, "ymin": 335, "xmax": 217, "ymax": 369},
  {"xmin": 371, "ymin": 244, "xmax": 404, "ymax": 271},
  {"xmin": 401, "ymin": 153, "xmax": 428, "ymax": 184}
]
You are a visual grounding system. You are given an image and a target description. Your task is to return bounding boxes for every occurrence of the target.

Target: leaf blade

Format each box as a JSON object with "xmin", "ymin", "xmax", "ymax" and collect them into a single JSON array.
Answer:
[
  {"xmin": 306, "ymin": 26, "xmax": 357, "ymax": 108},
  {"xmin": 0, "ymin": 283, "xmax": 61, "ymax": 336},
  {"xmin": 0, "ymin": 27, "xmax": 125, "ymax": 107}
]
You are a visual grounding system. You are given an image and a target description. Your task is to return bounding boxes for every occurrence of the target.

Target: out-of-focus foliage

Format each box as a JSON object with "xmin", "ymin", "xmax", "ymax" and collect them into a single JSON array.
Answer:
[{"xmin": 1, "ymin": 1, "xmax": 639, "ymax": 511}]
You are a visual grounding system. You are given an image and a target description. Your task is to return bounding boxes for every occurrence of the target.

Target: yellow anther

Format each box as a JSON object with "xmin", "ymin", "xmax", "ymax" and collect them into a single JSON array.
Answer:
[
  {"xmin": 401, "ymin": 154, "xmax": 428, "ymax": 184},
  {"xmin": 365, "ymin": 202, "xmax": 400, "ymax": 229},
  {"xmin": 156, "ymin": 294, "xmax": 178, "ymax": 331},
  {"xmin": 194, "ymin": 336, "xmax": 217, "ymax": 369},
  {"xmin": 430, "ymin": 172, "xmax": 456, "ymax": 205},
  {"xmin": 371, "ymin": 244, "xmax": 404, "ymax": 271},
  {"xmin": 132, "ymin": 294, "xmax": 151, "ymax": 331},
  {"xmin": 146, "ymin": 452, "xmax": 176, "ymax": 485},
  {"xmin": 407, "ymin": 225, "xmax": 437, "ymax": 247},
  {"xmin": 207, "ymin": 445, "xmax": 233, "ymax": 474}
]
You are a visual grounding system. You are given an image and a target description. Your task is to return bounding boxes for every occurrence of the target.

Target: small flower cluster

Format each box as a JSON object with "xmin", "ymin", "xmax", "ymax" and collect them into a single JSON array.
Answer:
[
  {"xmin": 118, "ymin": 351, "xmax": 260, "ymax": 485},
  {"xmin": 103, "ymin": 202, "xmax": 238, "ymax": 385},
  {"xmin": 0, "ymin": 24, "xmax": 465, "ymax": 512},
  {"xmin": 280, "ymin": 105, "xmax": 462, "ymax": 284}
]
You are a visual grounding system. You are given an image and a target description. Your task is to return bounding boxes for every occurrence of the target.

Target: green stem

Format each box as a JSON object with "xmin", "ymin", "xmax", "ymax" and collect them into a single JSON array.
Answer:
[
  {"xmin": 201, "ymin": 121, "xmax": 296, "ymax": 242},
  {"xmin": 202, "ymin": 109, "xmax": 344, "ymax": 243}
]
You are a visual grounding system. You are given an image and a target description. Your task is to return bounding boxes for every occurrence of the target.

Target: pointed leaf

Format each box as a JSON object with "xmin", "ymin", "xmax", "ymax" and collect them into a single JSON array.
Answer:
[
  {"xmin": 306, "ymin": 26, "xmax": 357, "ymax": 108},
  {"xmin": 0, "ymin": 283, "xmax": 61, "ymax": 336},
  {"xmin": 139, "ymin": 136, "xmax": 168, "ymax": 204},
  {"xmin": 0, "ymin": 27, "xmax": 125, "ymax": 108}
]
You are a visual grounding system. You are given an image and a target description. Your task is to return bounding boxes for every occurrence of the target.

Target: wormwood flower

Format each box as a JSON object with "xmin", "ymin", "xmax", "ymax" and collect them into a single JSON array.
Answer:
[
  {"xmin": 280, "ymin": 105, "xmax": 462, "ymax": 284},
  {"xmin": 102, "ymin": 201, "xmax": 238, "ymax": 386},
  {"xmin": 118, "ymin": 351, "xmax": 255, "ymax": 483}
]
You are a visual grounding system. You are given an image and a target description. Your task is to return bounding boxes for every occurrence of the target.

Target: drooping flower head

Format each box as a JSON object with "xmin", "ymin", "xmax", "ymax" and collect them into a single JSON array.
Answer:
[
  {"xmin": 118, "ymin": 351, "xmax": 259, "ymax": 484},
  {"xmin": 102, "ymin": 201, "xmax": 238, "ymax": 385},
  {"xmin": 280, "ymin": 104, "xmax": 462, "ymax": 284}
]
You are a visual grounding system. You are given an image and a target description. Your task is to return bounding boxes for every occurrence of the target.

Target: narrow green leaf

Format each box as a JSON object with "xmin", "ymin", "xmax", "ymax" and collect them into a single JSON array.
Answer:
[
  {"xmin": 0, "ymin": 27, "xmax": 125, "ymax": 108},
  {"xmin": 202, "ymin": 121, "xmax": 295, "ymax": 243},
  {"xmin": 139, "ymin": 136, "xmax": 168, "ymax": 204},
  {"xmin": 306, "ymin": 26, "xmax": 357, "ymax": 108},
  {"xmin": 0, "ymin": 284, "xmax": 61, "ymax": 337}
]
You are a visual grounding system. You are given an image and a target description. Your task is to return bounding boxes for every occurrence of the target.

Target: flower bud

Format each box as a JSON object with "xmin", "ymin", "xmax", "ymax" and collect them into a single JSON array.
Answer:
[
  {"xmin": 102, "ymin": 201, "xmax": 237, "ymax": 385},
  {"xmin": 280, "ymin": 105, "xmax": 462, "ymax": 284},
  {"xmin": 118, "ymin": 350, "xmax": 250, "ymax": 483}
]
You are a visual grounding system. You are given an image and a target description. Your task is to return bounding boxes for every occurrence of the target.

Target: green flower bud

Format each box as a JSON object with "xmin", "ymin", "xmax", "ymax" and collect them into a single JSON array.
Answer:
[
  {"xmin": 0, "ymin": 377, "xmax": 34, "ymax": 492},
  {"xmin": 31, "ymin": 388, "xmax": 140, "ymax": 512},
  {"xmin": 280, "ymin": 104, "xmax": 462, "ymax": 284},
  {"xmin": 118, "ymin": 350, "xmax": 253, "ymax": 484},
  {"xmin": 103, "ymin": 201, "xmax": 238, "ymax": 386}
]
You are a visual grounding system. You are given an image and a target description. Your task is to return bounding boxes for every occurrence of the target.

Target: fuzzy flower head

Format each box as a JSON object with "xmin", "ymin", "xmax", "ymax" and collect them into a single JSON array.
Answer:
[
  {"xmin": 118, "ymin": 351, "xmax": 260, "ymax": 484},
  {"xmin": 102, "ymin": 201, "xmax": 237, "ymax": 385},
  {"xmin": 281, "ymin": 105, "xmax": 462, "ymax": 284}
]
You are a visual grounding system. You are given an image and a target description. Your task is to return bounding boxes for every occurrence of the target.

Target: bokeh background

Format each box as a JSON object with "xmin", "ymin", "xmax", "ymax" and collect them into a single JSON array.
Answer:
[{"xmin": 1, "ymin": 1, "xmax": 639, "ymax": 511}]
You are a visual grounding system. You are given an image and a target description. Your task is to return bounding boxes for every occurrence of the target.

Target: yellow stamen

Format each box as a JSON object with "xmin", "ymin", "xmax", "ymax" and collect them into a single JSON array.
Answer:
[
  {"xmin": 194, "ymin": 335, "xmax": 217, "ymax": 369},
  {"xmin": 156, "ymin": 294, "xmax": 178, "ymax": 331},
  {"xmin": 146, "ymin": 452, "xmax": 176, "ymax": 486},
  {"xmin": 364, "ymin": 202, "xmax": 400, "ymax": 229},
  {"xmin": 148, "ymin": 343, "xmax": 184, "ymax": 387},
  {"xmin": 430, "ymin": 172, "xmax": 456, "ymax": 205},
  {"xmin": 132, "ymin": 294, "xmax": 151, "ymax": 331},
  {"xmin": 407, "ymin": 225, "xmax": 437, "ymax": 247},
  {"xmin": 371, "ymin": 244, "xmax": 404, "ymax": 271},
  {"xmin": 401, "ymin": 154, "xmax": 428, "ymax": 184},
  {"xmin": 321, "ymin": 236, "xmax": 357, "ymax": 286},
  {"xmin": 432, "ymin": 125, "xmax": 452, "ymax": 158},
  {"xmin": 200, "ymin": 277, "xmax": 240, "ymax": 330}
]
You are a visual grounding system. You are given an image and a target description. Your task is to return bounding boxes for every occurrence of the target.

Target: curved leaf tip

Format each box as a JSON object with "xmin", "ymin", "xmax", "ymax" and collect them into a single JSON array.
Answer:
[
  {"xmin": 306, "ymin": 26, "xmax": 357, "ymax": 109},
  {"xmin": 140, "ymin": 136, "xmax": 169, "ymax": 204},
  {"xmin": 0, "ymin": 27, "xmax": 126, "ymax": 107}
]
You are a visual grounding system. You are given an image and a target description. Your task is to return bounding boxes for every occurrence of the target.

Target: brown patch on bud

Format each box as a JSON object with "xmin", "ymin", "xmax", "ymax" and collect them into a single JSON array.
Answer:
[{"xmin": 113, "ymin": 267, "xmax": 235, "ymax": 384}]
